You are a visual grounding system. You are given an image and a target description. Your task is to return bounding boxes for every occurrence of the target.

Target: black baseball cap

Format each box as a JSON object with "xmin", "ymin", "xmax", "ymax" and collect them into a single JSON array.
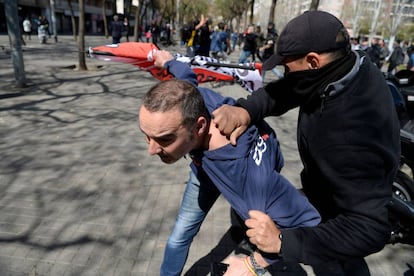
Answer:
[{"xmin": 263, "ymin": 11, "xmax": 350, "ymax": 71}]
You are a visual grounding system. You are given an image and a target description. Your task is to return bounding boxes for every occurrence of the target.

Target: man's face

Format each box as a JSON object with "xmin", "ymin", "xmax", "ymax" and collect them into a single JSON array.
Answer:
[{"xmin": 139, "ymin": 106, "xmax": 197, "ymax": 164}]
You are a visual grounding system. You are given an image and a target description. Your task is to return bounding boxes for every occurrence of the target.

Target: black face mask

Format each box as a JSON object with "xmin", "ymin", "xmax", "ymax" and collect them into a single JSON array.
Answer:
[{"xmin": 277, "ymin": 53, "xmax": 355, "ymax": 111}]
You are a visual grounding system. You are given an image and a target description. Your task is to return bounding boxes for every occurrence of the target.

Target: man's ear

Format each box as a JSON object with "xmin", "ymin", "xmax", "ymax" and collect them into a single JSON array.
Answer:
[
  {"xmin": 194, "ymin": 116, "xmax": 208, "ymax": 136},
  {"xmin": 306, "ymin": 52, "xmax": 321, "ymax": 69}
]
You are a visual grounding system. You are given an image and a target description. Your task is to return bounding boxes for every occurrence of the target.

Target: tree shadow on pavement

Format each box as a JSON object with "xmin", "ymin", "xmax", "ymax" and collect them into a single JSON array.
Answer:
[{"xmin": 0, "ymin": 64, "xmax": 168, "ymax": 274}]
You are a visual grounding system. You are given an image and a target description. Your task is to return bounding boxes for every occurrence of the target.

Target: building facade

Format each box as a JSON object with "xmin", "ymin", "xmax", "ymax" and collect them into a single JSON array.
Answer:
[
  {"xmin": 256, "ymin": 0, "xmax": 413, "ymax": 39},
  {"xmin": 0, "ymin": 0, "xmax": 114, "ymax": 35}
]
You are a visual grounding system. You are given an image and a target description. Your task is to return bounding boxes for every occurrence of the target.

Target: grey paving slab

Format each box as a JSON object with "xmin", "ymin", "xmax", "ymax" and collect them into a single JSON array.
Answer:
[{"xmin": 0, "ymin": 34, "xmax": 413, "ymax": 276}]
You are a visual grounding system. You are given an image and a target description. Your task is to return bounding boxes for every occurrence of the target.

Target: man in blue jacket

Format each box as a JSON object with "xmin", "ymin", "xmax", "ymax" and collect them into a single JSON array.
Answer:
[{"xmin": 139, "ymin": 50, "xmax": 320, "ymax": 275}]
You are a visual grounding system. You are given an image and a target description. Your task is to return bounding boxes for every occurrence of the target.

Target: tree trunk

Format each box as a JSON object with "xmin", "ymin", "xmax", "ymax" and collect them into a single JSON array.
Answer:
[
  {"xmin": 268, "ymin": 0, "xmax": 277, "ymax": 25},
  {"xmin": 133, "ymin": 1, "xmax": 140, "ymax": 41},
  {"xmin": 309, "ymin": 0, "xmax": 320, "ymax": 11},
  {"xmin": 68, "ymin": 0, "xmax": 77, "ymax": 41},
  {"xmin": 369, "ymin": 0, "xmax": 383, "ymax": 44},
  {"xmin": 78, "ymin": 0, "xmax": 87, "ymax": 70},
  {"xmin": 103, "ymin": 0, "xmax": 109, "ymax": 38},
  {"xmin": 388, "ymin": 0, "xmax": 405, "ymax": 50},
  {"xmin": 249, "ymin": 0, "xmax": 255, "ymax": 25},
  {"xmin": 243, "ymin": 0, "xmax": 249, "ymax": 28},
  {"xmin": 50, "ymin": 0, "xmax": 58, "ymax": 42},
  {"xmin": 4, "ymin": 0, "xmax": 26, "ymax": 87},
  {"xmin": 125, "ymin": 0, "xmax": 132, "ymax": 16}
]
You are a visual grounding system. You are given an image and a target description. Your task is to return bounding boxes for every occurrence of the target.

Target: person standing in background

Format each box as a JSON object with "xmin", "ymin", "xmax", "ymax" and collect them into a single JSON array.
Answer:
[
  {"xmin": 165, "ymin": 23, "xmax": 172, "ymax": 46},
  {"xmin": 123, "ymin": 17, "xmax": 129, "ymax": 42},
  {"xmin": 388, "ymin": 40, "xmax": 405, "ymax": 74},
  {"xmin": 350, "ymin": 37, "xmax": 361, "ymax": 50},
  {"xmin": 210, "ymin": 22, "xmax": 232, "ymax": 61},
  {"xmin": 238, "ymin": 25, "xmax": 257, "ymax": 64},
  {"xmin": 23, "ymin": 17, "xmax": 32, "ymax": 41},
  {"xmin": 38, "ymin": 15, "xmax": 49, "ymax": 44},
  {"xmin": 266, "ymin": 22, "xmax": 278, "ymax": 41},
  {"xmin": 185, "ymin": 15, "xmax": 208, "ymax": 57},
  {"xmin": 378, "ymin": 39, "xmax": 390, "ymax": 70},
  {"xmin": 110, "ymin": 15, "xmax": 124, "ymax": 44},
  {"xmin": 151, "ymin": 22, "xmax": 161, "ymax": 47},
  {"xmin": 365, "ymin": 37, "xmax": 381, "ymax": 68},
  {"xmin": 195, "ymin": 18, "xmax": 211, "ymax": 57}
]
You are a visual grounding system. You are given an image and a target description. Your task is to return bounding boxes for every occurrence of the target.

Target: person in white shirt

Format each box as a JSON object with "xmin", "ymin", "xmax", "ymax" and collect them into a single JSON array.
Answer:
[{"xmin": 23, "ymin": 17, "xmax": 32, "ymax": 40}]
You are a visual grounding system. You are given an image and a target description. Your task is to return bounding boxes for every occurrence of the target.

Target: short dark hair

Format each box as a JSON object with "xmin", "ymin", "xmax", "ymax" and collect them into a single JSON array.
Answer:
[
  {"xmin": 324, "ymin": 27, "xmax": 351, "ymax": 61},
  {"xmin": 142, "ymin": 79, "xmax": 208, "ymax": 129}
]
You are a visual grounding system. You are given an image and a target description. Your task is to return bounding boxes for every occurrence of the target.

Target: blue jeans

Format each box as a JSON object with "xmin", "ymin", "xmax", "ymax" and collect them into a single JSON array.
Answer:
[
  {"xmin": 239, "ymin": 50, "xmax": 252, "ymax": 64},
  {"xmin": 160, "ymin": 171, "xmax": 220, "ymax": 276}
]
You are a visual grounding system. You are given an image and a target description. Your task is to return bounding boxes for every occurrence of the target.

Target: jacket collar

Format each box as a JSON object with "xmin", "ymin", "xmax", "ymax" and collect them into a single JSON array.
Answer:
[{"xmin": 325, "ymin": 50, "xmax": 365, "ymax": 97}]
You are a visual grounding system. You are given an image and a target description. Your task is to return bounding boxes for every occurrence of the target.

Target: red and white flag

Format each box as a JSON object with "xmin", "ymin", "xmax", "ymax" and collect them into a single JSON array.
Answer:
[{"xmin": 88, "ymin": 42, "xmax": 263, "ymax": 93}]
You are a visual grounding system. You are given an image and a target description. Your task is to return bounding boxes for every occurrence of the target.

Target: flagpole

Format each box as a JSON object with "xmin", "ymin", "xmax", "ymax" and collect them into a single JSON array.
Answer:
[
  {"xmin": 88, "ymin": 48, "xmax": 259, "ymax": 71},
  {"xmin": 191, "ymin": 61, "xmax": 258, "ymax": 71}
]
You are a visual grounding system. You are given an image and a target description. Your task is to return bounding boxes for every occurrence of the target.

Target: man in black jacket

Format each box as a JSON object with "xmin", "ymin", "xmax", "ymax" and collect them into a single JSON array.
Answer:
[
  {"xmin": 110, "ymin": 15, "xmax": 124, "ymax": 44},
  {"xmin": 238, "ymin": 25, "xmax": 257, "ymax": 63},
  {"xmin": 365, "ymin": 37, "xmax": 381, "ymax": 68},
  {"xmin": 213, "ymin": 11, "xmax": 400, "ymax": 275},
  {"xmin": 388, "ymin": 40, "xmax": 405, "ymax": 73}
]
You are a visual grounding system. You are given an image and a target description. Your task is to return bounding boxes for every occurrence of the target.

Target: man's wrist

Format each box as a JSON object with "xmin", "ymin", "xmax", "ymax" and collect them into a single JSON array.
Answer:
[
  {"xmin": 257, "ymin": 231, "xmax": 283, "ymax": 262},
  {"xmin": 249, "ymin": 253, "xmax": 267, "ymax": 276}
]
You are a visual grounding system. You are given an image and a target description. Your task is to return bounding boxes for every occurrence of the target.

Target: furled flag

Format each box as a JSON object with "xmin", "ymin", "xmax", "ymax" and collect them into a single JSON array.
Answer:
[{"xmin": 88, "ymin": 42, "xmax": 263, "ymax": 93}]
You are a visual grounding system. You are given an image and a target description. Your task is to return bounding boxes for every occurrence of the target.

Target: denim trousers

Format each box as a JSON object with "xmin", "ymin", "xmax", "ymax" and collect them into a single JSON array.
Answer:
[
  {"xmin": 238, "ymin": 50, "xmax": 252, "ymax": 64},
  {"xmin": 160, "ymin": 170, "xmax": 220, "ymax": 276}
]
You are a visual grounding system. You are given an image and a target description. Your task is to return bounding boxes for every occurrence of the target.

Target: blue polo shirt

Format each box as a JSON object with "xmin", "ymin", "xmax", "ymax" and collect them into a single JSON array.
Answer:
[{"xmin": 165, "ymin": 59, "xmax": 321, "ymax": 228}]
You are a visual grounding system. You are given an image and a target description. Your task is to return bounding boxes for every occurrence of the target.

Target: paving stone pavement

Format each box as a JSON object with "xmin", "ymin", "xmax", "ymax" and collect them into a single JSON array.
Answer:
[{"xmin": 0, "ymin": 34, "xmax": 413, "ymax": 276}]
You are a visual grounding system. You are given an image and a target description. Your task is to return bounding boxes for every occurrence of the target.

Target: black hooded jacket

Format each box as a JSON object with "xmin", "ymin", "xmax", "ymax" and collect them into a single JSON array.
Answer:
[{"xmin": 237, "ymin": 51, "xmax": 401, "ymax": 264}]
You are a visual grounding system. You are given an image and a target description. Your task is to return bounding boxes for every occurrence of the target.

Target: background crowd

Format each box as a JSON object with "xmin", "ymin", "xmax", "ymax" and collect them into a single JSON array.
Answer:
[{"xmin": 19, "ymin": 13, "xmax": 414, "ymax": 74}]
